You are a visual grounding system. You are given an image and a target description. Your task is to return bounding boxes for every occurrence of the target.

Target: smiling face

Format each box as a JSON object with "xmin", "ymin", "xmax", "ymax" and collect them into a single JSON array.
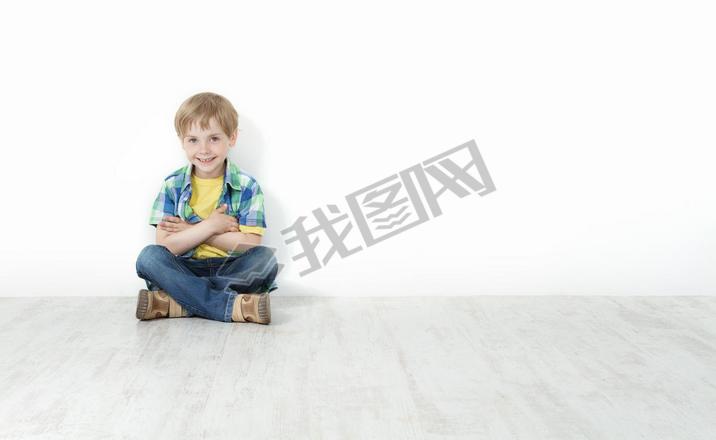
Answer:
[{"xmin": 180, "ymin": 117, "xmax": 238, "ymax": 178}]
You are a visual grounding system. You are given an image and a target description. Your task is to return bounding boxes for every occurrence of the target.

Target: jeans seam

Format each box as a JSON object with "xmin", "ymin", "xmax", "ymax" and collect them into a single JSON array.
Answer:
[{"xmin": 223, "ymin": 290, "xmax": 238, "ymax": 322}]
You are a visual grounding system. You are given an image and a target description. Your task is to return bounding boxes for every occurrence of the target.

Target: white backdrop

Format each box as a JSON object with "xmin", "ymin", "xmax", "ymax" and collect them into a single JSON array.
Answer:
[{"xmin": 0, "ymin": 0, "xmax": 714, "ymax": 296}]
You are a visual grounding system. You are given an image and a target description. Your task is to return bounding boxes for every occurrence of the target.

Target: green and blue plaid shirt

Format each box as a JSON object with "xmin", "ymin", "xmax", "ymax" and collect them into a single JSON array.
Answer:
[{"xmin": 148, "ymin": 157, "xmax": 267, "ymax": 258}]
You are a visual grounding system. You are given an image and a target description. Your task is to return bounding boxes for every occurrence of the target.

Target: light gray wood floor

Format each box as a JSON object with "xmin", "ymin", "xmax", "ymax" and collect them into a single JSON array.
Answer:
[{"xmin": 1, "ymin": 296, "xmax": 715, "ymax": 440}]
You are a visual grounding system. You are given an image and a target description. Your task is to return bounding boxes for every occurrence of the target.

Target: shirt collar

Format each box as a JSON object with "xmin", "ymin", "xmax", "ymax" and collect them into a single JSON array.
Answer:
[{"xmin": 181, "ymin": 157, "xmax": 243, "ymax": 192}]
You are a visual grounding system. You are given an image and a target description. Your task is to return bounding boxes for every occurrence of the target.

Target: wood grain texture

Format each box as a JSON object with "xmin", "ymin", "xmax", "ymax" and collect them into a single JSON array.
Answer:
[{"xmin": 0, "ymin": 296, "xmax": 715, "ymax": 439}]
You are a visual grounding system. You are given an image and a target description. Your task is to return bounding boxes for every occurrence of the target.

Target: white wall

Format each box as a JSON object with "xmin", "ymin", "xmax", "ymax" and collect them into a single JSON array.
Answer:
[{"xmin": 0, "ymin": 0, "xmax": 714, "ymax": 297}]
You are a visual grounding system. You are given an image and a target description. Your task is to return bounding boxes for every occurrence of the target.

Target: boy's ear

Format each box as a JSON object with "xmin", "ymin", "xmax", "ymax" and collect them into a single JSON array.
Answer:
[{"xmin": 228, "ymin": 130, "xmax": 238, "ymax": 148}]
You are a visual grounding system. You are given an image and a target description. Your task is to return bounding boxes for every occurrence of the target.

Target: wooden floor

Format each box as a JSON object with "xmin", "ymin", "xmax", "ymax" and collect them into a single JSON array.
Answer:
[{"xmin": 0, "ymin": 296, "xmax": 715, "ymax": 439}]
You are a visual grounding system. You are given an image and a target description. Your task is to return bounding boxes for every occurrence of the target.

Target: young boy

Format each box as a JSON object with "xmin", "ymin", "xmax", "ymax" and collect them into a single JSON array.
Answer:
[{"xmin": 135, "ymin": 92, "xmax": 278, "ymax": 324}]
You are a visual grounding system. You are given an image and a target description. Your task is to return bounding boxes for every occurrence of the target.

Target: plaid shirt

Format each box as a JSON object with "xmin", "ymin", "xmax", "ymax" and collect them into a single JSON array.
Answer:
[{"xmin": 148, "ymin": 158, "xmax": 267, "ymax": 258}]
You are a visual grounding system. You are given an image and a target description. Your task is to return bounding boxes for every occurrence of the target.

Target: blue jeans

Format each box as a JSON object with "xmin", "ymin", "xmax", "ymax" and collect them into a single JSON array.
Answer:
[{"xmin": 135, "ymin": 244, "xmax": 279, "ymax": 322}]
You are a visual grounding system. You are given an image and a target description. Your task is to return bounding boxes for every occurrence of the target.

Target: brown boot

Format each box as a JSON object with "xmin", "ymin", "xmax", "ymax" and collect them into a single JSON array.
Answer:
[
  {"xmin": 231, "ymin": 292, "xmax": 271, "ymax": 324},
  {"xmin": 136, "ymin": 289, "xmax": 189, "ymax": 320}
]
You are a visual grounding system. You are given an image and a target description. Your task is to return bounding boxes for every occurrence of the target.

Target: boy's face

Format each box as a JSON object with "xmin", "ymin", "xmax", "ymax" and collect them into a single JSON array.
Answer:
[{"xmin": 180, "ymin": 117, "xmax": 237, "ymax": 179}]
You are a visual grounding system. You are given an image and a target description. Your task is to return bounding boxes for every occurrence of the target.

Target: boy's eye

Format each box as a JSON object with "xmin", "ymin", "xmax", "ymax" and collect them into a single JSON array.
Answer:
[{"xmin": 187, "ymin": 137, "xmax": 220, "ymax": 143}]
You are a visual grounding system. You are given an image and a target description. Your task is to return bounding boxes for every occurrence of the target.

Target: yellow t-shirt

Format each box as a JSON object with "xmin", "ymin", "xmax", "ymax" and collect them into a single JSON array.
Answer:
[
  {"xmin": 189, "ymin": 172, "xmax": 267, "ymax": 259},
  {"xmin": 190, "ymin": 174, "xmax": 230, "ymax": 259}
]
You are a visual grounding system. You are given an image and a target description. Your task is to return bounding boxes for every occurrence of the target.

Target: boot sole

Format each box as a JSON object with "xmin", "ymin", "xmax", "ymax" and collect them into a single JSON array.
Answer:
[
  {"xmin": 136, "ymin": 289, "xmax": 150, "ymax": 320},
  {"xmin": 257, "ymin": 292, "xmax": 271, "ymax": 324}
]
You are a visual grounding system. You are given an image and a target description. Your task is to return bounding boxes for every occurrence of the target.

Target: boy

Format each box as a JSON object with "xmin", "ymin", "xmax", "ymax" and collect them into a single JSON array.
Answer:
[{"xmin": 135, "ymin": 92, "xmax": 278, "ymax": 324}]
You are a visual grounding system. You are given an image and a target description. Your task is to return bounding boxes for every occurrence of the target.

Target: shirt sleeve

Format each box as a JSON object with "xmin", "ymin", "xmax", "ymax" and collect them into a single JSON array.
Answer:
[
  {"xmin": 238, "ymin": 180, "xmax": 267, "ymax": 235},
  {"xmin": 148, "ymin": 180, "xmax": 176, "ymax": 228}
]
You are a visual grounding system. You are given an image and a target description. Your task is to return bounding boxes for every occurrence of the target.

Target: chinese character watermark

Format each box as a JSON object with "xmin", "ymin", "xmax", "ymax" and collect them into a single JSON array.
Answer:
[{"xmin": 282, "ymin": 139, "xmax": 495, "ymax": 276}]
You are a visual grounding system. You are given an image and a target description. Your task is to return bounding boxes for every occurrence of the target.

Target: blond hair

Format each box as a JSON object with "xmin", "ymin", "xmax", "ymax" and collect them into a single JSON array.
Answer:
[{"xmin": 174, "ymin": 92, "xmax": 238, "ymax": 139}]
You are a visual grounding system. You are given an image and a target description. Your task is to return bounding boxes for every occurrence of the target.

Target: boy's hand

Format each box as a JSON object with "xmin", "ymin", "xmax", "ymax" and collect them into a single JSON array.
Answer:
[
  {"xmin": 159, "ymin": 216, "xmax": 195, "ymax": 234},
  {"xmin": 205, "ymin": 204, "xmax": 241, "ymax": 234}
]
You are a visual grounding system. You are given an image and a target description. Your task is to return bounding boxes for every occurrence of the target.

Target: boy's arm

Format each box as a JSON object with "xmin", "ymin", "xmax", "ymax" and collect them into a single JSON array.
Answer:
[
  {"xmin": 205, "ymin": 231, "xmax": 262, "ymax": 254},
  {"xmin": 157, "ymin": 221, "xmax": 217, "ymax": 256}
]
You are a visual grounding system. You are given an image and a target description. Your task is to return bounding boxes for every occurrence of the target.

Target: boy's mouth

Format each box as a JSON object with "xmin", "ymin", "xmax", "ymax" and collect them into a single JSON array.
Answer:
[{"xmin": 197, "ymin": 156, "xmax": 216, "ymax": 164}]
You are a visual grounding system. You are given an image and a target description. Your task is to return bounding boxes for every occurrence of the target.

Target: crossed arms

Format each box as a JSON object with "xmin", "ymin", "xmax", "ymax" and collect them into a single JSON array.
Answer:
[{"xmin": 156, "ymin": 204, "xmax": 262, "ymax": 256}]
